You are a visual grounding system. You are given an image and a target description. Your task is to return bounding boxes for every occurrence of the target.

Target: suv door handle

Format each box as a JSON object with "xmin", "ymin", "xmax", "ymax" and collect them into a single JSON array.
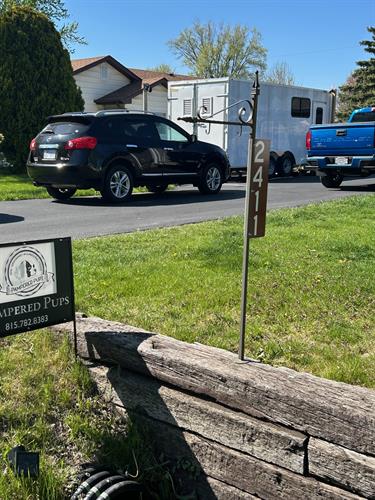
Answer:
[
  {"xmin": 126, "ymin": 144, "xmax": 138, "ymax": 148},
  {"xmin": 163, "ymin": 147, "xmax": 174, "ymax": 151}
]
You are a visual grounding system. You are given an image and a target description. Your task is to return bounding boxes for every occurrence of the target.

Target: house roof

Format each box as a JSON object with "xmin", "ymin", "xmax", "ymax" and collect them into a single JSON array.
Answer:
[
  {"xmin": 71, "ymin": 55, "xmax": 141, "ymax": 81},
  {"xmin": 129, "ymin": 68, "xmax": 196, "ymax": 84},
  {"xmin": 71, "ymin": 56, "xmax": 195, "ymax": 106}
]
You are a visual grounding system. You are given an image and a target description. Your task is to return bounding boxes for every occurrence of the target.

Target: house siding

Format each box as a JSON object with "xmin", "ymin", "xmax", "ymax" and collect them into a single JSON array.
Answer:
[
  {"xmin": 74, "ymin": 63, "xmax": 131, "ymax": 112},
  {"xmin": 126, "ymin": 85, "xmax": 168, "ymax": 116}
]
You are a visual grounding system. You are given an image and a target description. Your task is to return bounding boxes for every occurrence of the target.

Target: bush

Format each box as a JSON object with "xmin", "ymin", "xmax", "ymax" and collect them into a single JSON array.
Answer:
[{"xmin": 0, "ymin": 6, "xmax": 84, "ymax": 171}]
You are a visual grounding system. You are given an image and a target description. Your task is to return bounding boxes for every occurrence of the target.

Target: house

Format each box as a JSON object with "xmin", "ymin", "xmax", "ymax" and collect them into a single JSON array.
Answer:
[{"xmin": 71, "ymin": 55, "xmax": 193, "ymax": 116}]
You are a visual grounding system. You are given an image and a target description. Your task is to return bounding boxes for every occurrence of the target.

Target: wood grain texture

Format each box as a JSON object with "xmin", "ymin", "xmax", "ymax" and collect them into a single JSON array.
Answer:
[
  {"xmin": 309, "ymin": 438, "xmax": 375, "ymax": 498},
  {"xmin": 140, "ymin": 417, "xmax": 364, "ymax": 499},
  {"xmin": 53, "ymin": 316, "xmax": 375, "ymax": 456},
  {"xmin": 88, "ymin": 365, "xmax": 307, "ymax": 474}
]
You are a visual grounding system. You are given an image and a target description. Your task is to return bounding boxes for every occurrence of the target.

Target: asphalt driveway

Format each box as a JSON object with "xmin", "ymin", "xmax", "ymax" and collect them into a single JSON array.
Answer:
[{"xmin": 0, "ymin": 176, "xmax": 374, "ymax": 243}]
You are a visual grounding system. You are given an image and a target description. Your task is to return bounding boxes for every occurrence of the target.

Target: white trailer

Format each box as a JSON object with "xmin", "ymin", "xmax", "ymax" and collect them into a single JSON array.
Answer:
[{"xmin": 168, "ymin": 78, "xmax": 335, "ymax": 176}]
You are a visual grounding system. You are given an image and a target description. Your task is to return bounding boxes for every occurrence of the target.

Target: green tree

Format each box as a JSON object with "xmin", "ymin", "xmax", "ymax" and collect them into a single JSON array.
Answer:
[
  {"xmin": 148, "ymin": 63, "xmax": 176, "ymax": 74},
  {"xmin": 0, "ymin": 0, "xmax": 86, "ymax": 51},
  {"xmin": 337, "ymin": 26, "xmax": 375, "ymax": 121},
  {"xmin": 168, "ymin": 21, "xmax": 267, "ymax": 79},
  {"xmin": 263, "ymin": 61, "xmax": 296, "ymax": 86},
  {"xmin": 0, "ymin": 6, "xmax": 84, "ymax": 170}
]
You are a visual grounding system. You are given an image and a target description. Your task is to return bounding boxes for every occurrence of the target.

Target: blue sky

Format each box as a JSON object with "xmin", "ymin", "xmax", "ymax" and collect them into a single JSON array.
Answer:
[{"xmin": 65, "ymin": 0, "xmax": 374, "ymax": 90}]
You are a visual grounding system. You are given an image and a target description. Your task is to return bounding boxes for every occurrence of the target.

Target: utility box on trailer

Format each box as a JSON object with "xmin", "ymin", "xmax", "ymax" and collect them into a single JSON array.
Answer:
[{"xmin": 168, "ymin": 78, "xmax": 334, "ymax": 176}]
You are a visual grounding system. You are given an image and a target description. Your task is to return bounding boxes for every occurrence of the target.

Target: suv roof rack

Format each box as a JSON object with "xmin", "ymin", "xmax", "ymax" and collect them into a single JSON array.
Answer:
[
  {"xmin": 61, "ymin": 111, "xmax": 93, "ymax": 116},
  {"xmin": 95, "ymin": 109, "xmax": 155, "ymax": 117}
]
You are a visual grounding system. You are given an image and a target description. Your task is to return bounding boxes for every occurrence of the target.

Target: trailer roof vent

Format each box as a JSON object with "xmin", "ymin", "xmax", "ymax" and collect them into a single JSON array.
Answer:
[{"xmin": 183, "ymin": 99, "xmax": 192, "ymax": 116}]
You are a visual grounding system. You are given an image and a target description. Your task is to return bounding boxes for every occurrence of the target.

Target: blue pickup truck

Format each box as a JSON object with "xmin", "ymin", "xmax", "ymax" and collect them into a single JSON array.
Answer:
[{"xmin": 305, "ymin": 106, "xmax": 375, "ymax": 188}]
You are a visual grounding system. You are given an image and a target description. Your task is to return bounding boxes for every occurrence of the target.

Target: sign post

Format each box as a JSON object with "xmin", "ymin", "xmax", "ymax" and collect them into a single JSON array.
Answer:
[
  {"xmin": 0, "ymin": 237, "xmax": 76, "ymax": 349},
  {"xmin": 239, "ymin": 139, "xmax": 270, "ymax": 360},
  {"xmin": 177, "ymin": 71, "xmax": 269, "ymax": 361}
]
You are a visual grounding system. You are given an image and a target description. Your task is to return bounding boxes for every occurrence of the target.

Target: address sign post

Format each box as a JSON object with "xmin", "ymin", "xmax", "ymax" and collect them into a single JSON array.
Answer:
[{"xmin": 179, "ymin": 71, "xmax": 269, "ymax": 361}]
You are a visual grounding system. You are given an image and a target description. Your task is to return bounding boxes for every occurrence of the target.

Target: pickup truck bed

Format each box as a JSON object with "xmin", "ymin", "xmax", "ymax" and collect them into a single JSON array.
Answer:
[{"xmin": 306, "ymin": 107, "xmax": 375, "ymax": 188}]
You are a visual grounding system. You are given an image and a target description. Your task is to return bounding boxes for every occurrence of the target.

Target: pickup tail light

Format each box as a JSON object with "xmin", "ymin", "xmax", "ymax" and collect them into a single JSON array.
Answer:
[
  {"xmin": 30, "ymin": 138, "xmax": 37, "ymax": 151},
  {"xmin": 64, "ymin": 136, "xmax": 97, "ymax": 150},
  {"xmin": 306, "ymin": 130, "xmax": 312, "ymax": 151}
]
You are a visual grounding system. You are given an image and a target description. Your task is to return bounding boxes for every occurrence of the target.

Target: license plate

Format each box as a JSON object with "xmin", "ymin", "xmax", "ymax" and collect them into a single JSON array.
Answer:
[
  {"xmin": 43, "ymin": 150, "xmax": 57, "ymax": 160},
  {"xmin": 335, "ymin": 156, "xmax": 348, "ymax": 165}
]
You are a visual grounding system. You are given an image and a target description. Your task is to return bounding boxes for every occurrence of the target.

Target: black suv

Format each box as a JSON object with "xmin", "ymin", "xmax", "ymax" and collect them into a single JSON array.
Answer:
[{"xmin": 27, "ymin": 110, "xmax": 230, "ymax": 202}]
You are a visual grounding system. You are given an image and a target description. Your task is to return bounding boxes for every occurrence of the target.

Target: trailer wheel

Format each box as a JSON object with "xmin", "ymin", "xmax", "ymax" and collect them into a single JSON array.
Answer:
[
  {"xmin": 269, "ymin": 156, "xmax": 277, "ymax": 178},
  {"xmin": 279, "ymin": 153, "xmax": 294, "ymax": 177},
  {"xmin": 320, "ymin": 173, "xmax": 343, "ymax": 188}
]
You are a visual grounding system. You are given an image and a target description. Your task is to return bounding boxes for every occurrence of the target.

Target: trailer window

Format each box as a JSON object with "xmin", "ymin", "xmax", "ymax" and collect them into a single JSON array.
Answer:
[
  {"xmin": 315, "ymin": 107, "xmax": 323, "ymax": 124},
  {"xmin": 291, "ymin": 97, "xmax": 311, "ymax": 118}
]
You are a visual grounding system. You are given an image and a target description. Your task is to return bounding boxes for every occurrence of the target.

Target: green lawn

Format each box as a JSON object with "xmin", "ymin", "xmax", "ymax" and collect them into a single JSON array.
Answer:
[
  {"xmin": 0, "ymin": 332, "xmax": 173, "ymax": 499},
  {"xmin": 0, "ymin": 174, "xmax": 98, "ymax": 201},
  {"xmin": 73, "ymin": 195, "xmax": 375, "ymax": 388},
  {"xmin": 0, "ymin": 174, "xmax": 49, "ymax": 200},
  {"xmin": 1, "ymin": 195, "xmax": 374, "ymax": 499},
  {"xmin": 0, "ymin": 174, "xmax": 153, "ymax": 201}
]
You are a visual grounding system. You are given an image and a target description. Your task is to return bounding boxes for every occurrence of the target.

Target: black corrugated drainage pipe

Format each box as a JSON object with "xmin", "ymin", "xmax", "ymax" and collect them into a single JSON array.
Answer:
[{"xmin": 70, "ymin": 465, "xmax": 143, "ymax": 499}]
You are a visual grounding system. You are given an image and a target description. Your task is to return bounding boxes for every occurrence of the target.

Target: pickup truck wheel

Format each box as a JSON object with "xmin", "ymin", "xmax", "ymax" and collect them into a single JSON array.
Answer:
[
  {"xmin": 101, "ymin": 165, "xmax": 133, "ymax": 203},
  {"xmin": 46, "ymin": 187, "xmax": 76, "ymax": 201},
  {"xmin": 321, "ymin": 173, "xmax": 343, "ymax": 188},
  {"xmin": 146, "ymin": 183, "xmax": 168, "ymax": 193},
  {"xmin": 198, "ymin": 164, "xmax": 223, "ymax": 194}
]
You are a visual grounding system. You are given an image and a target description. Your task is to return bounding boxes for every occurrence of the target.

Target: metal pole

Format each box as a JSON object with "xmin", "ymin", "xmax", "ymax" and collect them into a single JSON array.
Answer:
[
  {"xmin": 73, "ymin": 314, "xmax": 78, "ymax": 357},
  {"xmin": 143, "ymin": 86, "xmax": 148, "ymax": 113},
  {"xmin": 239, "ymin": 73, "xmax": 260, "ymax": 360},
  {"xmin": 192, "ymin": 83, "xmax": 198, "ymax": 138}
]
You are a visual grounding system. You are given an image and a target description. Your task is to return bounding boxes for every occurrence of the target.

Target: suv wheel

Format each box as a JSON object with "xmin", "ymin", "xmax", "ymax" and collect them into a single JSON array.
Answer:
[
  {"xmin": 146, "ymin": 183, "xmax": 168, "ymax": 193},
  {"xmin": 320, "ymin": 173, "xmax": 343, "ymax": 188},
  {"xmin": 101, "ymin": 165, "xmax": 133, "ymax": 203},
  {"xmin": 46, "ymin": 187, "xmax": 76, "ymax": 201},
  {"xmin": 198, "ymin": 164, "xmax": 223, "ymax": 194}
]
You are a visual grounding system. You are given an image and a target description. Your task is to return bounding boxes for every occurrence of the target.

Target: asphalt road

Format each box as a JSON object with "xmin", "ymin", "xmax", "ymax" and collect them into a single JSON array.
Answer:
[{"xmin": 0, "ymin": 176, "xmax": 374, "ymax": 243}]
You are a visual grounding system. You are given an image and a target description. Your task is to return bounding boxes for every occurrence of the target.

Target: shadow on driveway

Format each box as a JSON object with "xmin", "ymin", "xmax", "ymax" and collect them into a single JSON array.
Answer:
[
  {"xmin": 0, "ymin": 213, "xmax": 24, "ymax": 224},
  {"xmin": 52, "ymin": 188, "xmax": 246, "ymax": 208}
]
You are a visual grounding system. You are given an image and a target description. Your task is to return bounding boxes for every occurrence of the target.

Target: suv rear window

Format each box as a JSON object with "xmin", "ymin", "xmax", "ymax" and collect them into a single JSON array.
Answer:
[
  {"xmin": 41, "ymin": 122, "xmax": 90, "ymax": 136},
  {"xmin": 350, "ymin": 111, "xmax": 375, "ymax": 123}
]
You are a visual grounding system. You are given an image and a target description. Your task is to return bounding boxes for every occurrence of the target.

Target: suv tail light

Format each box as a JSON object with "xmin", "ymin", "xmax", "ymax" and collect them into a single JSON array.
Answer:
[
  {"xmin": 64, "ymin": 136, "xmax": 97, "ymax": 150},
  {"xmin": 306, "ymin": 130, "xmax": 312, "ymax": 151},
  {"xmin": 30, "ymin": 138, "xmax": 37, "ymax": 151}
]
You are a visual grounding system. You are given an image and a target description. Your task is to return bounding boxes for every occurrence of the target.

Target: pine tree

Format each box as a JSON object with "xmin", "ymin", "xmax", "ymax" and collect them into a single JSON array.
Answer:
[
  {"xmin": 0, "ymin": 6, "xmax": 84, "ymax": 170},
  {"xmin": 337, "ymin": 26, "xmax": 375, "ymax": 121}
]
